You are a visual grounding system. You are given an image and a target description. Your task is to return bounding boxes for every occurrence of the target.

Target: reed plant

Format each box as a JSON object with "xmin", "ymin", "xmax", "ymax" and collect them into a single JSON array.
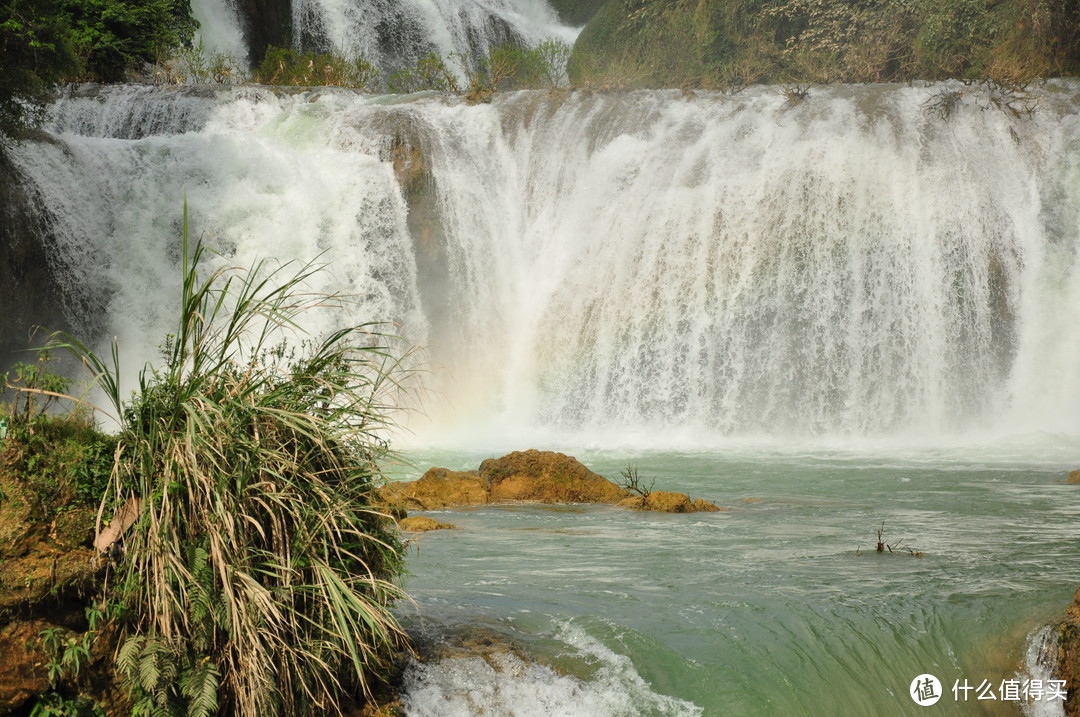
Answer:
[{"xmin": 52, "ymin": 208, "xmax": 411, "ymax": 716}]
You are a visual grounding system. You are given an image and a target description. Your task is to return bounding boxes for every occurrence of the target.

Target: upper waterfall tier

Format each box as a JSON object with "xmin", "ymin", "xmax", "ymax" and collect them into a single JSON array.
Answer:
[
  {"xmin": 9, "ymin": 82, "xmax": 1080, "ymax": 448},
  {"xmin": 188, "ymin": 0, "xmax": 578, "ymax": 71}
]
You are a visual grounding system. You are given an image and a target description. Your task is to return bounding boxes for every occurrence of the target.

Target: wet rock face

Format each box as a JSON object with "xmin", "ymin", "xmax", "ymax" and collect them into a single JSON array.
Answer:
[
  {"xmin": 236, "ymin": 0, "xmax": 292, "ymax": 64},
  {"xmin": 0, "ymin": 148, "xmax": 75, "ymax": 372},
  {"xmin": 0, "ymin": 620, "xmax": 52, "ymax": 714}
]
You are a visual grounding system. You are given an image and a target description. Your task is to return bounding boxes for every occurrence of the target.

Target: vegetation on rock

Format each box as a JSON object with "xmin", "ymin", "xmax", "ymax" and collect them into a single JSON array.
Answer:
[
  {"xmin": 1, "ymin": 209, "xmax": 413, "ymax": 715},
  {"xmin": 569, "ymin": 0, "xmax": 1080, "ymax": 88}
]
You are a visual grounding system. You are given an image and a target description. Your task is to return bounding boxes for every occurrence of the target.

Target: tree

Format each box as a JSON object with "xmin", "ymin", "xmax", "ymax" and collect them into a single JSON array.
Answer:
[
  {"xmin": 1, "ymin": 0, "xmax": 197, "ymax": 140},
  {"xmin": 61, "ymin": 0, "xmax": 197, "ymax": 81},
  {"xmin": 0, "ymin": 0, "xmax": 77, "ymax": 139}
]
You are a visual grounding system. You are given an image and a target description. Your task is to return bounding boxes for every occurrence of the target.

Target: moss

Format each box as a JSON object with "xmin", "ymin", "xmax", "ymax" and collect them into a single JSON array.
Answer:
[
  {"xmin": 568, "ymin": 0, "xmax": 1080, "ymax": 88},
  {"xmin": 0, "ymin": 412, "xmax": 116, "ymax": 525},
  {"xmin": 547, "ymin": 0, "xmax": 608, "ymax": 27}
]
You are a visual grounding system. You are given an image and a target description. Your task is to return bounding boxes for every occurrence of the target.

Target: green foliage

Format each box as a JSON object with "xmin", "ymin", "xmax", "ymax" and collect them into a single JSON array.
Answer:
[
  {"xmin": 1, "ymin": 352, "xmax": 114, "ymax": 516},
  {"xmin": 255, "ymin": 45, "xmax": 380, "ymax": 89},
  {"xmin": 0, "ymin": 0, "xmax": 78, "ymax": 140},
  {"xmin": 547, "ymin": 0, "xmax": 607, "ymax": 26},
  {"xmin": 0, "ymin": 386, "xmax": 116, "ymax": 518},
  {"xmin": 29, "ymin": 692, "xmax": 105, "ymax": 717},
  {"xmin": 569, "ymin": 0, "xmax": 1080, "ymax": 88},
  {"xmin": 61, "ymin": 0, "xmax": 197, "ymax": 81},
  {"xmin": 40, "ymin": 626, "xmax": 95, "ymax": 688},
  {"xmin": 53, "ymin": 205, "xmax": 411, "ymax": 716},
  {"xmin": 146, "ymin": 42, "xmax": 247, "ymax": 85},
  {"xmin": 458, "ymin": 40, "xmax": 572, "ymax": 94},
  {"xmin": 2, "ymin": 351, "xmax": 72, "ymax": 424},
  {"xmin": 386, "ymin": 51, "xmax": 458, "ymax": 93},
  {"xmin": 1, "ymin": 0, "xmax": 196, "ymax": 138}
]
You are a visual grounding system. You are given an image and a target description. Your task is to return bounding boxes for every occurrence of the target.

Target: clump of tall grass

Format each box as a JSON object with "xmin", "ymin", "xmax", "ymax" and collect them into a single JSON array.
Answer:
[{"xmin": 53, "ymin": 209, "xmax": 412, "ymax": 716}]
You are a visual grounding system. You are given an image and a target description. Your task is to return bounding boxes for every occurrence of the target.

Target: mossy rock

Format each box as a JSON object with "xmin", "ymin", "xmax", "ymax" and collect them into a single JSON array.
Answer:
[
  {"xmin": 479, "ymin": 450, "xmax": 627, "ymax": 504},
  {"xmin": 615, "ymin": 491, "xmax": 724, "ymax": 513},
  {"xmin": 380, "ymin": 468, "xmax": 489, "ymax": 511},
  {"xmin": 548, "ymin": 0, "xmax": 608, "ymax": 27},
  {"xmin": 398, "ymin": 516, "xmax": 457, "ymax": 532}
]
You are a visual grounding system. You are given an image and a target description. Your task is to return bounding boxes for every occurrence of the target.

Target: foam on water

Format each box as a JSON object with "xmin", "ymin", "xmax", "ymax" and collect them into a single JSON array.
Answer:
[
  {"xmin": 400, "ymin": 622, "xmax": 702, "ymax": 717},
  {"xmin": 1020, "ymin": 625, "xmax": 1066, "ymax": 717}
]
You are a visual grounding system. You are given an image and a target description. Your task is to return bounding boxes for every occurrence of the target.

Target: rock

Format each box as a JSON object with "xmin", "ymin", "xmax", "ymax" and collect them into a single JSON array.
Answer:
[
  {"xmin": 1056, "ymin": 588, "xmax": 1080, "ymax": 716},
  {"xmin": 380, "ymin": 468, "xmax": 489, "ymax": 511},
  {"xmin": 1068, "ymin": 469, "xmax": 1080, "ymax": 483},
  {"xmin": 546, "ymin": 0, "xmax": 607, "ymax": 26},
  {"xmin": 378, "ymin": 450, "xmax": 725, "ymax": 515},
  {"xmin": 398, "ymin": 516, "xmax": 456, "ymax": 532},
  {"xmin": 691, "ymin": 498, "xmax": 724, "ymax": 513},
  {"xmin": 615, "ymin": 492, "xmax": 724, "ymax": 513},
  {"xmin": 0, "ymin": 547, "xmax": 100, "ymax": 613},
  {"xmin": 480, "ymin": 449, "xmax": 627, "ymax": 504},
  {"xmin": 0, "ymin": 620, "xmax": 51, "ymax": 714}
]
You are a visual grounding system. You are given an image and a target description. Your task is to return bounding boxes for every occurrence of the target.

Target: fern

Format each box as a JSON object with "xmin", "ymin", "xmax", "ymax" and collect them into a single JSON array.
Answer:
[{"xmin": 180, "ymin": 662, "xmax": 220, "ymax": 717}]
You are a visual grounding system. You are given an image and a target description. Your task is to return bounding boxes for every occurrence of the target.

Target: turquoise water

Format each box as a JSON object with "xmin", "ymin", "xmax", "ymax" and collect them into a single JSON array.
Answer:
[{"xmin": 391, "ymin": 449, "xmax": 1080, "ymax": 716}]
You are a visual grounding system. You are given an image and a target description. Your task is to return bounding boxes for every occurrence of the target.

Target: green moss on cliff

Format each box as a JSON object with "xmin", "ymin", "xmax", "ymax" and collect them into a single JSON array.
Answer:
[
  {"xmin": 548, "ymin": 0, "xmax": 608, "ymax": 27},
  {"xmin": 569, "ymin": 0, "xmax": 1080, "ymax": 88}
]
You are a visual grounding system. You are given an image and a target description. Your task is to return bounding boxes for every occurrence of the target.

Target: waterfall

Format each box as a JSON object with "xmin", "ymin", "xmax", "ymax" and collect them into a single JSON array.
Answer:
[
  {"xmin": 1020, "ymin": 625, "xmax": 1067, "ymax": 717},
  {"xmin": 7, "ymin": 81, "xmax": 1080, "ymax": 448},
  {"xmin": 291, "ymin": 0, "xmax": 577, "ymax": 73},
  {"xmin": 190, "ymin": 0, "xmax": 249, "ymax": 62},
  {"xmin": 181, "ymin": 0, "xmax": 577, "ymax": 78}
]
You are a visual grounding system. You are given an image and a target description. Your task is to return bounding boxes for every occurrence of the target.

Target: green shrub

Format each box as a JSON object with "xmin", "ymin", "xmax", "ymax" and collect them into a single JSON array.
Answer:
[
  {"xmin": 255, "ymin": 45, "xmax": 380, "ymax": 89},
  {"xmin": 386, "ymin": 51, "xmax": 458, "ymax": 93},
  {"xmin": 60, "ymin": 0, "xmax": 198, "ymax": 81},
  {"xmin": 53, "ymin": 208, "xmax": 412, "ymax": 715}
]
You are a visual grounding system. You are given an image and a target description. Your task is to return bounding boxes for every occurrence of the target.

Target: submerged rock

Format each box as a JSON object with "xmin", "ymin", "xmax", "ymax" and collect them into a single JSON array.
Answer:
[
  {"xmin": 399, "ymin": 516, "xmax": 457, "ymax": 532},
  {"xmin": 380, "ymin": 450, "xmax": 724, "ymax": 514},
  {"xmin": 616, "ymin": 491, "xmax": 724, "ymax": 513}
]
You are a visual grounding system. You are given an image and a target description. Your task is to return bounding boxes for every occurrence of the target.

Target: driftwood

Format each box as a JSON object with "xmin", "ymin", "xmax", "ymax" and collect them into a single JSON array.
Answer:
[{"xmin": 93, "ymin": 498, "xmax": 143, "ymax": 553}]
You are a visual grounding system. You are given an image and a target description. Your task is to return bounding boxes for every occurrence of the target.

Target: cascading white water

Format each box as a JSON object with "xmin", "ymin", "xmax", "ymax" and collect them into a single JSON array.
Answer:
[
  {"xmin": 8, "ymin": 81, "xmax": 1080, "ymax": 448},
  {"xmin": 190, "ymin": 0, "xmax": 249, "ymax": 62},
  {"xmin": 291, "ymin": 0, "xmax": 577, "ymax": 73}
]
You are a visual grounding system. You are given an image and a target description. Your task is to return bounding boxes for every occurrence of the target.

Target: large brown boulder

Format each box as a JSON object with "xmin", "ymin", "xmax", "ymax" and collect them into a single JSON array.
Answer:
[
  {"xmin": 380, "ymin": 468, "xmax": 489, "ymax": 511},
  {"xmin": 479, "ymin": 450, "xmax": 628, "ymax": 504},
  {"xmin": 1068, "ymin": 469, "xmax": 1080, "ymax": 483}
]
